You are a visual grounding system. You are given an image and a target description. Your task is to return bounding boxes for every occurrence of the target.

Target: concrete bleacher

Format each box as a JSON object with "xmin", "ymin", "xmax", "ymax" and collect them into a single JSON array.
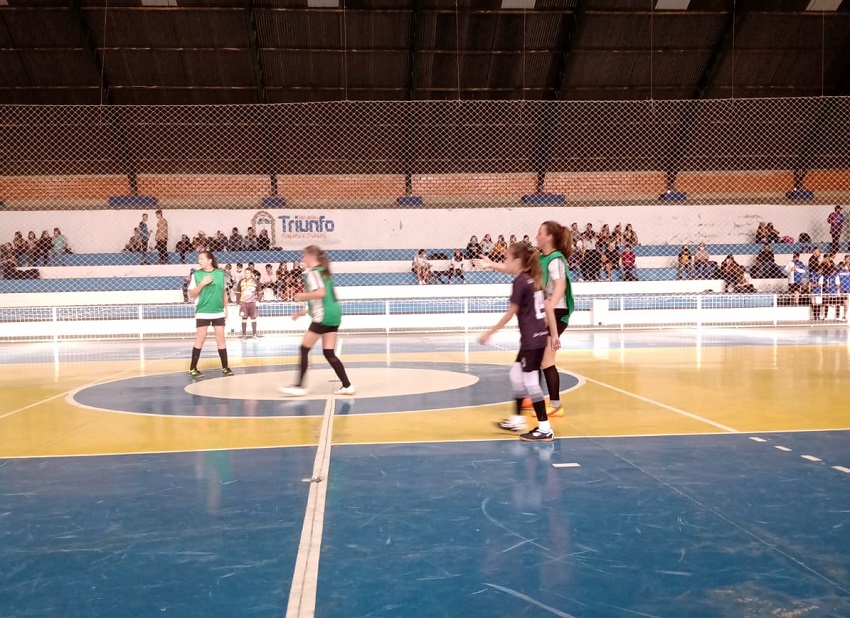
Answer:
[{"xmin": 1, "ymin": 242, "xmax": 836, "ymax": 305}]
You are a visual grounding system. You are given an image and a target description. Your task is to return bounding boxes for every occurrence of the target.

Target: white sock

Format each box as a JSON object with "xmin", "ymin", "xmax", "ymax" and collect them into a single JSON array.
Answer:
[{"xmin": 538, "ymin": 420, "xmax": 552, "ymax": 433}]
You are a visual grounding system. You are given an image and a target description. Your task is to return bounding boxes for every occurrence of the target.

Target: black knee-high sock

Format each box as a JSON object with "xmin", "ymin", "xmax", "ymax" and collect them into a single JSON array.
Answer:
[
  {"xmin": 297, "ymin": 345, "xmax": 310, "ymax": 386},
  {"xmin": 532, "ymin": 399, "xmax": 548, "ymax": 423},
  {"xmin": 323, "ymin": 349, "xmax": 351, "ymax": 388},
  {"xmin": 241, "ymin": 320, "xmax": 247, "ymax": 336},
  {"xmin": 542, "ymin": 365, "xmax": 560, "ymax": 404},
  {"xmin": 251, "ymin": 320, "xmax": 257, "ymax": 336},
  {"xmin": 218, "ymin": 348, "xmax": 228, "ymax": 369},
  {"xmin": 190, "ymin": 347, "xmax": 201, "ymax": 370}
]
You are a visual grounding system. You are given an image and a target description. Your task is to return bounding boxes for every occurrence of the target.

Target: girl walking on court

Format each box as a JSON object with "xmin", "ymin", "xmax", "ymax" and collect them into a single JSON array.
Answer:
[
  {"xmin": 279, "ymin": 245, "xmax": 355, "ymax": 396},
  {"xmin": 478, "ymin": 242, "xmax": 560, "ymax": 441},
  {"xmin": 477, "ymin": 220, "xmax": 574, "ymax": 416},
  {"xmin": 187, "ymin": 251, "xmax": 234, "ymax": 378}
]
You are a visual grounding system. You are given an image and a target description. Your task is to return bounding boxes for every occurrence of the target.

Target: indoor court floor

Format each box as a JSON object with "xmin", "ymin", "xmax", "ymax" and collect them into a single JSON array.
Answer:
[{"xmin": 1, "ymin": 326, "xmax": 849, "ymax": 617}]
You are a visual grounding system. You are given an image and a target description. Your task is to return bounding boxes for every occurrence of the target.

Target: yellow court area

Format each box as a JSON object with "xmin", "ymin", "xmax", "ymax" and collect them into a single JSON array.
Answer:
[{"xmin": 1, "ymin": 328, "xmax": 848, "ymax": 459}]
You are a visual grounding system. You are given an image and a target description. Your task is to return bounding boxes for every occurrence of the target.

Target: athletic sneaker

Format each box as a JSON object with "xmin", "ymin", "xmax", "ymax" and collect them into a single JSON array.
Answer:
[
  {"xmin": 188, "ymin": 368, "xmax": 204, "ymax": 378},
  {"xmin": 253, "ymin": 334, "xmax": 262, "ymax": 339},
  {"xmin": 496, "ymin": 419, "xmax": 526, "ymax": 433},
  {"xmin": 334, "ymin": 385, "xmax": 356, "ymax": 395},
  {"xmin": 279, "ymin": 385, "xmax": 307, "ymax": 397},
  {"xmin": 547, "ymin": 404, "xmax": 565, "ymax": 418},
  {"xmin": 520, "ymin": 427, "xmax": 554, "ymax": 442},
  {"xmin": 221, "ymin": 367, "xmax": 234, "ymax": 377}
]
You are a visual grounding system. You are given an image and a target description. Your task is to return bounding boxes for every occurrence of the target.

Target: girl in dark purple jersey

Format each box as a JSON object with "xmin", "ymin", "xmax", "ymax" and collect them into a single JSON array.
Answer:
[{"xmin": 478, "ymin": 243, "xmax": 560, "ymax": 442}]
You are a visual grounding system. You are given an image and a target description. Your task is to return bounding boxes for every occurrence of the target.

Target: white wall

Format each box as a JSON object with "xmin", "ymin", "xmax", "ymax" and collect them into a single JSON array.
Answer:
[{"xmin": 1, "ymin": 203, "xmax": 843, "ymax": 254}]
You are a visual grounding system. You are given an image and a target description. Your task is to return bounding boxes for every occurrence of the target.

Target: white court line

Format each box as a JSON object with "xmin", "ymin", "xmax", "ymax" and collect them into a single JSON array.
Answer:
[
  {"xmin": 775, "ymin": 446, "xmax": 792, "ymax": 452},
  {"xmin": 552, "ymin": 462, "xmax": 581, "ymax": 468},
  {"xmin": 749, "ymin": 437, "xmax": 767, "ymax": 442},
  {"xmin": 286, "ymin": 348, "xmax": 343, "ymax": 618},
  {"xmin": 801, "ymin": 455, "xmax": 822, "ymax": 462},
  {"xmin": 576, "ymin": 374, "xmax": 738, "ymax": 433},
  {"xmin": 833, "ymin": 466, "xmax": 850, "ymax": 474}
]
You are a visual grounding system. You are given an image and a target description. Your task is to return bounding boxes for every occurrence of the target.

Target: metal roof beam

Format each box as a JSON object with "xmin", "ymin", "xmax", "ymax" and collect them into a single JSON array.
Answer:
[
  {"xmin": 693, "ymin": 0, "xmax": 750, "ymax": 99},
  {"xmin": 69, "ymin": 0, "xmax": 110, "ymax": 105},
  {"xmin": 552, "ymin": 0, "xmax": 587, "ymax": 101},
  {"xmin": 243, "ymin": 0, "xmax": 266, "ymax": 103}
]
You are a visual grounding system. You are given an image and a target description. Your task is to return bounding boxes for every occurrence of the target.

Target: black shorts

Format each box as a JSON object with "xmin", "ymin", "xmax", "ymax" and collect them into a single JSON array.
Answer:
[
  {"xmin": 196, "ymin": 317, "xmax": 226, "ymax": 328},
  {"xmin": 240, "ymin": 302, "xmax": 258, "ymax": 319},
  {"xmin": 515, "ymin": 346, "xmax": 545, "ymax": 373},
  {"xmin": 553, "ymin": 308, "xmax": 569, "ymax": 336},
  {"xmin": 308, "ymin": 322, "xmax": 339, "ymax": 335}
]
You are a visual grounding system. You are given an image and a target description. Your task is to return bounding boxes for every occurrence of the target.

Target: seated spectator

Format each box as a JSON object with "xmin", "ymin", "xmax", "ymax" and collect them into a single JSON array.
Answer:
[
  {"xmin": 677, "ymin": 245, "xmax": 693, "ymax": 280},
  {"xmin": 752, "ymin": 243, "xmax": 784, "ymax": 278},
  {"xmin": 785, "ymin": 252, "xmax": 807, "ymax": 305},
  {"xmin": 581, "ymin": 223, "xmax": 596, "ymax": 246},
  {"xmin": 569, "ymin": 223, "xmax": 580, "ymax": 241},
  {"xmin": 257, "ymin": 229, "xmax": 271, "ymax": 251},
  {"xmin": 51, "ymin": 227, "xmax": 69, "ymax": 266},
  {"xmin": 623, "ymin": 223, "xmax": 639, "ymax": 246},
  {"xmin": 838, "ymin": 255, "xmax": 850, "ymax": 320},
  {"xmin": 449, "ymin": 249, "xmax": 465, "ymax": 283},
  {"xmin": 176, "ymin": 234, "xmax": 193, "ymax": 263},
  {"xmin": 602, "ymin": 241, "xmax": 619, "ymax": 281},
  {"xmin": 275, "ymin": 262, "xmax": 290, "ymax": 300},
  {"xmin": 123, "ymin": 228, "xmax": 143, "ymax": 253},
  {"xmin": 720, "ymin": 255, "xmax": 741, "ymax": 292},
  {"xmin": 598, "ymin": 224, "xmax": 612, "ymax": 249},
  {"xmin": 621, "ymin": 244, "xmax": 638, "ymax": 281},
  {"xmin": 192, "ymin": 232, "xmax": 209, "ymax": 252},
  {"xmin": 765, "ymin": 222, "xmax": 780, "ymax": 244},
  {"xmin": 229, "ymin": 227, "xmax": 244, "ymax": 251},
  {"xmin": 35, "ymin": 230, "xmax": 52, "ymax": 266},
  {"xmin": 290, "ymin": 261, "xmax": 305, "ymax": 296},
  {"xmin": 509, "ymin": 234, "xmax": 518, "ymax": 246},
  {"xmin": 210, "ymin": 231, "xmax": 228, "ymax": 252},
  {"xmin": 1, "ymin": 242, "xmax": 38, "ymax": 280},
  {"xmin": 465, "ymin": 235, "xmax": 482, "ymax": 261},
  {"xmin": 521, "ymin": 235, "xmax": 533, "ymax": 249},
  {"xmin": 245, "ymin": 227, "xmax": 259, "ymax": 251},
  {"xmin": 223, "ymin": 264, "xmax": 235, "ymax": 303},
  {"xmin": 412, "ymin": 249, "xmax": 431, "ymax": 285},
  {"xmin": 755, "ymin": 222, "xmax": 769, "ymax": 244},
  {"xmin": 12, "ymin": 232, "xmax": 27, "ymax": 266},
  {"xmin": 480, "ymin": 234, "xmax": 494, "ymax": 258},
  {"xmin": 612, "ymin": 224, "xmax": 624, "ymax": 247},
  {"xmin": 734, "ymin": 264, "xmax": 756, "ymax": 293},
  {"xmin": 569, "ymin": 237, "xmax": 584, "ymax": 280},
  {"xmin": 490, "ymin": 235, "xmax": 508, "ymax": 262},
  {"xmin": 26, "ymin": 231, "xmax": 38, "ymax": 266},
  {"xmin": 693, "ymin": 242, "xmax": 717, "ymax": 279},
  {"xmin": 581, "ymin": 245, "xmax": 603, "ymax": 281},
  {"xmin": 259, "ymin": 263, "xmax": 275, "ymax": 296}
]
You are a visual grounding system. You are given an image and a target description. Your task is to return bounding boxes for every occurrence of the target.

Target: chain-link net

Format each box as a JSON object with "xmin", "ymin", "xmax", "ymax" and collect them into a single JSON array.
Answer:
[{"xmin": 1, "ymin": 98, "xmax": 849, "ymax": 339}]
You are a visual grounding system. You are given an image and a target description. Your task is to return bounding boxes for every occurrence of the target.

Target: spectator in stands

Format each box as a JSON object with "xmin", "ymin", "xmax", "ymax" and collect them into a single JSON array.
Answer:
[
  {"xmin": 720, "ymin": 255, "xmax": 740, "ymax": 292},
  {"xmin": 569, "ymin": 236, "xmax": 584, "ymax": 281},
  {"xmin": 155, "ymin": 209, "xmax": 169, "ymax": 264},
  {"xmin": 621, "ymin": 244, "xmax": 637, "ymax": 281},
  {"xmin": 223, "ymin": 263, "xmax": 235, "ymax": 303},
  {"xmin": 808, "ymin": 247, "xmax": 822, "ymax": 281},
  {"xmin": 693, "ymin": 242, "xmax": 715, "ymax": 279},
  {"xmin": 26, "ymin": 231, "xmax": 38, "ymax": 266},
  {"xmin": 124, "ymin": 228, "xmax": 143, "ymax": 254},
  {"xmin": 785, "ymin": 252, "xmax": 807, "ymax": 305},
  {"xmin": 182, "ymin": 267, "xmax": 197, "ymax": 303},
  {"xmin": 810, "ymin": 263, "xmax": 825, "ymax": 320},
  {"xmin": 598, "ymin": 224, "xmax": 612, "ymax": 249},
  {"xmin": 612, "ymin": 224, "xmax": 624, "ymax": 247},
  {"xmin": 828, "ymin": 205, "xmax": 844, "ymax": 255},
  {"xmin": 137, "ymin": 213, "xmax": 150, "ymax": 264},
  {"xmin": 602, "ymin": 241, "xmax": 619, "ymax": 281},
  {"xmin": 12, "ymin": 232, "xmax": 27, "ymax": 266},
  {"xmin": 290, "ymin": 261, "xmax": 305, "ymax": 297},
  {"xmin": 838, "ymin": 255, "xmax": 850, "ymax": 320},
  {"xmin": 509, "ymin": 234, "xmax": 518, "ymax": 246},
  {"xmin": 581, "ymin": 243, "xmax": 602, "ymax": 281},
  {"xmin": 257, "ymin": 229, "xmax": 271, "ymax": 251},
  {"xmin": 229, "ymin": 227, "xmax": 244, "ymax": 251},
  {"xmin": 491, "ymin": 235, "xmax": 508, "ymax": 262},
  {"xmin": 570, "ymin": 223, "xmax": 580, "ymax": 240},
  {"xmin": 623, "ymin": 223, "xmax": 639, "ymax": 246},
  {"xmin": 449, "ymin": 249, "xmax": 465, "ymax": 283},
  {"xmin": 752, "ymin": 243, "xmax": 784, "ymax": 279},
  {"xmin": 521, "ymin": 235, "xmax": 533, "ymax": 249},
  {"xmin": 412, "ymin": 249, "xmax": 431, "ymax": 285},
  {"xmin": 1, "ymin": 243, "xmax": 16, "ymax": 278},
  {"xmin": 259, "ymin": 263, "xmax": 275, "ymax": 297},
  {"xmin": 734, "ymin": 263, "xmax": 755, "ymax": 293},
  {"xmin": 677, "ymin": 245, "xmax": 693, "ymax": 280},
  {"xmin": 209, "ymin": 231, "xmax": 226, "ymax": 252},
  {"xmin": 765, "ymin": 222, "xmax": 780, "ymax": 244},
  {"xmin": 755, "ymin": 222, "xmax": 769, "ymax": 244},
  {"xmin": 34, "ymin": 230, "xmax": 52, "ymax": 266},
  {"xmin": 581, "ymin": 223, "xmax": 596, "ymax": 245},
  {"xmin": 466, "ymin": 235, "xmax": 482, "ymax": 261},
  {"xmin": 275, "ymin": 261, "xmax": 290, "ymax": 300},
  {"xmin": 176, "ymin": 234, "xmax": 193, "ymax": 263},
  {"xmin": 244, "ymin": 227, "xmax": 258, "ymax": 251},
  {"xmin": 193, "ymin": 231, "xmax": 209, "ymax": 252},
  {"xmin": 823, "ymin": 258, "xmax": 841, "ymax": 319},
  {"xmin": 480, "ymin": 234, "xmax": 494, "ymax": 258},
  {"xmin": 51, "ymin": 228, "xmax": 68, "ymax": 266}
]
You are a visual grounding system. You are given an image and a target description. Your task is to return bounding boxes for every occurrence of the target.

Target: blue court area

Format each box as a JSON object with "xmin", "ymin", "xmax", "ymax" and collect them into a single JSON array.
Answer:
[
  {"xmin": 1, "ymin": 328, "xmax": 849, "ymax": 617},
  {"xmin": 2, "ymin": 433, "xmax": 849, "ymax": 617}
]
